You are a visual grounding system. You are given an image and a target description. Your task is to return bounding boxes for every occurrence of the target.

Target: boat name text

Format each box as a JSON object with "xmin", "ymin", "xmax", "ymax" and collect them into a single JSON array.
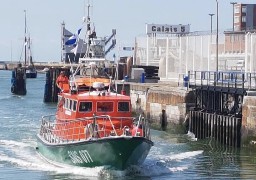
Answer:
[{"xmin": 68, "ymin": 150, "xmax": 93, "ymax": 164}]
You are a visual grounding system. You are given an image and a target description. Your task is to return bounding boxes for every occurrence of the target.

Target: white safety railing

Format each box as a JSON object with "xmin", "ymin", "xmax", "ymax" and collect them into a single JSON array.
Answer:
[{"xmin": 39, "ymin": 114, "xmax": 151, "ymax": 144}]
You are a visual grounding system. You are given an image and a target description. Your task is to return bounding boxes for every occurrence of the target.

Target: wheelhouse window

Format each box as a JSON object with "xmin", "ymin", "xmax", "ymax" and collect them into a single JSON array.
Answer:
[
  {"xmin": 97, "ymin": 102, "xmax": 113, "ymax": 112},
  {"xmin": 118, "ymin": 101, "xmax": 130, "ymax": 112},
  {"xmin": 79, "ymin": 102, "xmax": 92, "ymax": 112},
  {"xmin": 72, "ymin": 101, "xmax": 77, "ymax": 111},
  {"xmin": 58, "ymin": 95, "xmax": 62, "ymax": 103},
  {"xmin": 64, "ymin": 98, "xmax": 69, "ymax": 109},
  {"xmin": 69, "ymin": 100, "xmax": 72, "ymax": 110},
  {"xmin": 57, "ymin": 96, "xmax": 64, "ymax": 107},
  {"xmin": 64, "ymin": 98, "xmax": 77, "ymax": 111}
]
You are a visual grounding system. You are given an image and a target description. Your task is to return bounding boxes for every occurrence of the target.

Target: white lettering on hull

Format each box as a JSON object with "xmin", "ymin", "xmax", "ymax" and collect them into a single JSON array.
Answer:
[{"xmin": 68, "ymin": 150, "xmax": 93, "ymax": 164}]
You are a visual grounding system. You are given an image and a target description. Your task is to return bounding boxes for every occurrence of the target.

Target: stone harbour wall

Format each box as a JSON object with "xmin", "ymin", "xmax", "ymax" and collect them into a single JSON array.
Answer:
[
  {"xmin": 123, "ymin": 82, "xmax": 256, "ymax": 145},
  {"xmin": 242, "ymin": 96, "xmax": 256, "ymax": 143},
  {"xmin": 129, "ymin": 83, "xmax": 195, "ymax": 125}
]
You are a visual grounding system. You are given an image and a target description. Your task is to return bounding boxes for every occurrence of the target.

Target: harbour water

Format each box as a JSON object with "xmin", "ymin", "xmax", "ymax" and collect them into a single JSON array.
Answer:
[{"xmin": 0, "ymin": 70, "xmax": 256, "ymax": 180}]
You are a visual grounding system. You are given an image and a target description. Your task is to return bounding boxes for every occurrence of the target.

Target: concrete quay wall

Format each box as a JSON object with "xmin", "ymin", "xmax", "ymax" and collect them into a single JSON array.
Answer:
[
  {"xmin": 242, "ymin": 96, "xmax": 256, "ymax": 143},
  {"xmin": 129, "ymin": 83, "xmax": 195, "ymax": 125},
  {"xmin": 128, "ymin": 82, "xmax": 256, "ymax": 145},
  {"xmin": 3, "ymin": 62, "xmax": 65, "ymax": 70}
]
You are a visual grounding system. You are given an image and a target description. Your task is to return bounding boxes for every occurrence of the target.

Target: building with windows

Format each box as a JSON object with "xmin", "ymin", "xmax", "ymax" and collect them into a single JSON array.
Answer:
[
  {"xmin": 234, "ymin": 3, "xmax": 256, "ymax": 31},
  {"xmin": 134, "ymin": 3, "xmax": 256, "ymax": 81}
]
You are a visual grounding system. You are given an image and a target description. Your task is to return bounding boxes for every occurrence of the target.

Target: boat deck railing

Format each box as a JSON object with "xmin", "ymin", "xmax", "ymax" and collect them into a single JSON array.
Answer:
[{"xmin": 39, "ymin": 114, "xmax": 151, "ymax": 144}]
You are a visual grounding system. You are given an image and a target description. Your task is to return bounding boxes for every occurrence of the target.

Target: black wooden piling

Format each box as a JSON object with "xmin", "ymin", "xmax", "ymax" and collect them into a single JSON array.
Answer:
[
  {"xmin": 160, "ymin": 109, "xmax": 167, "ymax": 131},
  {"xmin": 189, "ymin": 111, "xmax": 242, "ymax": 147},
  {"xmin": 11, "ymin": 65, "xmax": 27, "ymax": 95},
  {"xmin": 43, "ymin": 68, "xmax": 69, "ymax": 103}
]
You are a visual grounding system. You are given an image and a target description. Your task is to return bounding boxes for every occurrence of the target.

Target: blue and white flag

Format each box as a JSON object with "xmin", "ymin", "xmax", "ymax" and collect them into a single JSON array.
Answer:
[{"xmin": 65, "ymin": 28, "xmax": 82, "ymax": 46}]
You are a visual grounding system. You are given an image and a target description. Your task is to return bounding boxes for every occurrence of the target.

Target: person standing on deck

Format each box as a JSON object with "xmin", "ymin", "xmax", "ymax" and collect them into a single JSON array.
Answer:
[{"xmin": 56, "ymin": 71, "xmax": 69, "ymax": 92}]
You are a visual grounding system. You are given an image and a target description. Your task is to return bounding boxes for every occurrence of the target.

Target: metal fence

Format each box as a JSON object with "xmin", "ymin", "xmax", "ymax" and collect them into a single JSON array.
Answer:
[
  {"xmin": 188, "ymin": 71, "xmax": 256, "ymax": 90},
  {"xmin": 135, "ymin": 32, "xmax": 256, "ymax": 82}
]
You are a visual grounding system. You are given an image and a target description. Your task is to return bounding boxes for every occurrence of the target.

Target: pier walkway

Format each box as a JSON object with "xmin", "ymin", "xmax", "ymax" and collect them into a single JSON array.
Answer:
[{"xmin": 0, "ymin": 61, "xmax": 69, "ymax": 70}]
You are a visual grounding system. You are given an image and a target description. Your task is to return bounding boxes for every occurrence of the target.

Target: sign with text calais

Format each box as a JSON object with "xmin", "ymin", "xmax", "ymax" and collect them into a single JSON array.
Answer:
[{"xmin": 146, "ymin": 24, "xmax": 190, "ymax": 34}]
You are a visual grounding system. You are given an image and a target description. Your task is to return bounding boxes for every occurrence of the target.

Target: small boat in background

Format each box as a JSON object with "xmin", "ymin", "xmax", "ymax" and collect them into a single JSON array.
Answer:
[
  {"xmin": 22, "ymin": 10, "xmax": 37, "ymax": 78},
  {"xmin": 37, "ymin": 67, "xmax": 49, "ymax": 74},
  {"xmin": 25, "ymin": 36, "xmax": 37, "ymax": 78},
  {"xmin": 11, "ymin": 10, "xmax": 31, "ymax": 95}
]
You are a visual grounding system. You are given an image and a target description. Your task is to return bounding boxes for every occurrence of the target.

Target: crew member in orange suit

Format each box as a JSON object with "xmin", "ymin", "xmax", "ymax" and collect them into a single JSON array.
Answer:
[{"xmin": 56, "ymin": 71, "xmax": 69, "ymax": 92}]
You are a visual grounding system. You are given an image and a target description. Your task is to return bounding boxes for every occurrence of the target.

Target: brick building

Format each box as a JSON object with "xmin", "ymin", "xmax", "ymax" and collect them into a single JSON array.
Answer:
[
  {"xmin": 222, "ymin": 3, "xmax": 256, "ymax": 56},
  {"xmin": 234, "ymin": 3, "xmax": 256, "ymax": 31}
]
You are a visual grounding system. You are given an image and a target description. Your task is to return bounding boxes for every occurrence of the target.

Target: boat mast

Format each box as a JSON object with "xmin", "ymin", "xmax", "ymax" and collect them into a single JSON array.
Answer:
[
  {"xmin": 24, "ymin": 10, "xmax": 27, "ymax": 67},
  {"xmin": 85, "ymin": 3, "xmax": 91, "ymax": 58},
  {"xmin": 27, "ymin": 36, "xmax": 32, "ymax": 66}
]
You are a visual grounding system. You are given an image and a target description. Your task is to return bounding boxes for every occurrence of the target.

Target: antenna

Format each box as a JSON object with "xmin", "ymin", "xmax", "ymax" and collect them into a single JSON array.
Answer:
[
  {"xmin": 84, "ymin": 0, "xmax": 86, "ymax": 17},
  {"xmin": 85, "ymin": 2, "xmax": 91, "ymax": 58},
  {"xmin": 24, "ymin": 10, "xmax": 27, "ymax": 66},
  {"xmin": 24, "ymin": 10, "xmax": 27, "ymax": 36},
  {"xmin": 87, "ymin": 2, "xmax": 90, "ymax": 18},
  {"xmin": 10, "ymin": 40, "xmax": 12, "ymax": 62}
]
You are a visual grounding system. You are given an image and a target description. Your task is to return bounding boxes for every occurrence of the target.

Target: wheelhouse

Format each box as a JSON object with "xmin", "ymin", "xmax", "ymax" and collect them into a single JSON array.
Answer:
[{"xmin": 56, "ymin": 93, "xmax": 132, "ymax": 120}]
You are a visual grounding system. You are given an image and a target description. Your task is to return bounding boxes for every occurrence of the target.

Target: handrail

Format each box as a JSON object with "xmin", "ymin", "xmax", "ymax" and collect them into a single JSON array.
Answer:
[
  {"xmin": 39, "ymin": 114, "xmax": 151, "ymax": 144},
  {"xmin": 42, "ymin": 115, "xmax": 135, "ymax": 123},
  {"xmin": 135, "ymin": 114, "xmax": 142, "ymax": 136},
  {"xmin": 104, "ymin": 115, "xmax": 117, "ymax": 136}
]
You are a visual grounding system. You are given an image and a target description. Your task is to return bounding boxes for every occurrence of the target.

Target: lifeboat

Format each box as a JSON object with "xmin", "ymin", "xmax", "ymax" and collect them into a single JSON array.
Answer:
[{"xmin": 36, "ymin": 4, "xmax": 153, "ymax": 170}]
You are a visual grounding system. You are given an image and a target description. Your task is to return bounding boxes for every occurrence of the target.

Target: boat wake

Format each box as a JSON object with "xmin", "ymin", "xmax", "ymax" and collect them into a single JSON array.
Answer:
[
  {"xmin": 96, "ymin": 148, "xmax": 203, "ymax": 178},
  {"xmin": 0, "ymin": 139, "xmax": 104, "ymax": 177},
  {"xmin": 187, "ymin": 131, "xmax": 198, "ymax": 141},
  {"xmin": 0, "ymin": 139, "xmax": 143, "ymax": 178},
  {"xmin": 129, "ymin": 149, "xmax": 204, "ymax": 177},
  {"xmin": 0, "ymin": 95, "xmax": 26, "ymax": 105},
  {"xmin": 0, "ymin": 95, "xmax": 23, "ymax": 101},
  {"xmin": 0, "ymin": 137, "xmax": 203, "ymax": 179}
]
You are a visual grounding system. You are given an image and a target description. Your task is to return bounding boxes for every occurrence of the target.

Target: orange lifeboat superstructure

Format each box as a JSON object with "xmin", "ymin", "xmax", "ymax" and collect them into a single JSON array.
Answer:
[{"xmin": 55, "ymin": 85, "xmax": 135, "ymax": 140}]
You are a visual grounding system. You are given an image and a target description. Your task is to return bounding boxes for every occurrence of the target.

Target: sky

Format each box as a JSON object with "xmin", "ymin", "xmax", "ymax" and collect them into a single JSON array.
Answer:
[{"xmin": 0, "ymin": 0, "xmax": 255, "ymax": 62}]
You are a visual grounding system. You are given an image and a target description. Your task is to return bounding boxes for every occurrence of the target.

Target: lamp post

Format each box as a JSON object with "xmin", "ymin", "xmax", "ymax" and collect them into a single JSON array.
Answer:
[
  {"xmin": 209, "ymin": 13, "xmax": 215, "ymax": 42},
  {"xmin": 230, "ymin": 2, "xmax": 237, "ymax": 31},
  {"xmin": 216, "ymin": 0, "xmax": 219, "ymax": 72},
  {"xmin": 24, "ymin": 10, "xmax": 27, "ymax": 67}
]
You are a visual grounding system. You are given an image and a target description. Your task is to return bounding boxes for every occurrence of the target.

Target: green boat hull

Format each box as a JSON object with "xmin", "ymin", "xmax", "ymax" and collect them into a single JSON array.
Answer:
[{"xmin": 36, "ymin": 135, "xmax": 153, "ymax": 170}]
